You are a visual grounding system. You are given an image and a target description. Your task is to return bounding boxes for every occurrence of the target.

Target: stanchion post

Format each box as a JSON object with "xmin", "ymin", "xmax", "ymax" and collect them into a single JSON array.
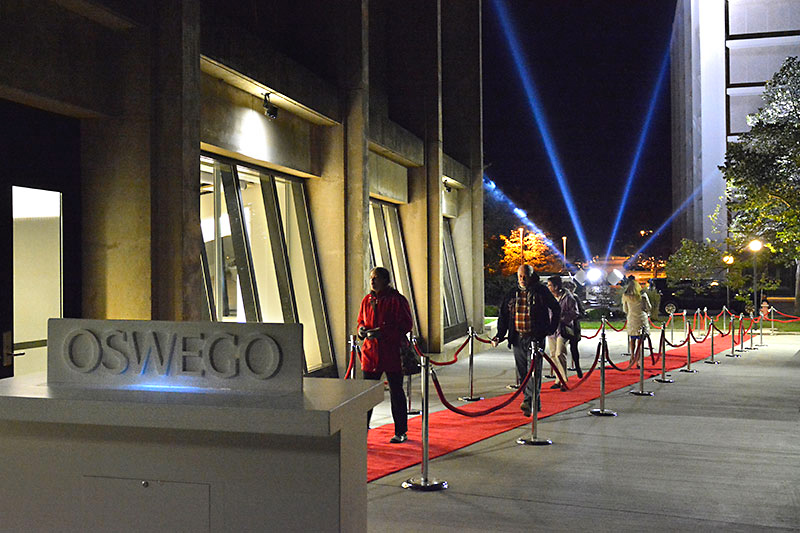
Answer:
[
  {"xmin": 459, "ymin": 327, "xmax": 483, "ymax": 402},
  {"xmin": 406, "ymin": 373, "xmax": 420, "ymax": 416},
  {"xmin": 670, "ymin": 312, "xmax": 674, "ymax": 343},
  {"xmin": 727, "ymin": 314, "xmax": 740, "ymax": 357},
  {"xmin": 654, "ymin": 327, "xmax": 673, "ymax": 383},
  {"xmin": 630, "ymin": 327, "xmax": 654, "ymax": 396},
  {"xmin": 756, "ymin": 311, "xmax": 766, "ymax": 347},
  {"xmin": 589, "ymin": 317, "xmax": 617, "ymax": 416},
  {"xmin": 680, "ymin": 325, "xmax": 697, "ymax": 373},
  {"xmin": 745, "ymin": 313, "xmax": 756, "ymax": 350},
  {"xmin": 735, "ymin": 314, "xmax": 747, "ymax": 353},
  {"xmin": 705, "ymin": 322, "xmax": 719, "ymax": 364},
  {"xmin": 517, "ymin": 344, "xmax": 553, "ymax": 445},
  {"xmin": 348, "ymin": 335, "xmax": 356, "ymax": 379},
  {"xmin": 403, "ymin": 340, "xmax": 447, "ymax": 492},
  {"xmin": 770, "ymin": 306, "xmax": 775, "ymax": 335},
  {"xmin": 722, "ymin": 307, "xmax": 727, "ymax": 332}
]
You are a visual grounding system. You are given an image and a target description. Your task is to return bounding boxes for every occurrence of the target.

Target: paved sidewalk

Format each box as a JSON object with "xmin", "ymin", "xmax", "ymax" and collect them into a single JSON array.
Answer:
[{"xmin": 367, "ymin": 330, "xmax": 800, "ymax": 532}]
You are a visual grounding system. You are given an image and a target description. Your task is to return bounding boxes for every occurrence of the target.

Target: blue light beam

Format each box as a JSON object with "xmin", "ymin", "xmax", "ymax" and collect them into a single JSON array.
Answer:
[
  {"xmin": 628, "ymin": 176, "xmax": 716, "ymax": 262},
  {"xmin": 491, "ymin": 0, "xmax": 593, "ymax": 263},
  {"xmin": 484, "ymin": 176, "xmax": 573, "ymax": 269},
  {"xmin": 603, "ymin": 46, "xmax": 671, "ymax": 261}
]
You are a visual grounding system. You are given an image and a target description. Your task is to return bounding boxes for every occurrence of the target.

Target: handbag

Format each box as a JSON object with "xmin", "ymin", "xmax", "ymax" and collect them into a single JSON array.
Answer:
[{"xmin": 400, "ymin": 336, "xmax": 420, "ymax": 375}]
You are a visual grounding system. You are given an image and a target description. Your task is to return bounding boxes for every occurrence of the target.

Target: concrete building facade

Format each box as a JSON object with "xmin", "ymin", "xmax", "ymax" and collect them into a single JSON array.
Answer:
[
  {"xmin": 670, "ymin": 0, "xmax": 800, "ymax": 247},
  {"xmin": 0, "ymin": 0, "xmax": 484, "ymax": 380}
]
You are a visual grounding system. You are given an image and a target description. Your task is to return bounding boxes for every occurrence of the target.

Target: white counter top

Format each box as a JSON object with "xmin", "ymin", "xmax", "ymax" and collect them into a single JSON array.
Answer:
[{"xmin": 0, "ymin": 374, "xmax": 383, "ymax": 437}]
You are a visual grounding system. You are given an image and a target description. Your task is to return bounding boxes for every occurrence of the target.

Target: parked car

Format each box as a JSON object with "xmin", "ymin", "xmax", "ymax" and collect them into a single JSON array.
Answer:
[{"xmin": 648, "ymin": 278, "xmax": 745, "ymax": 314}]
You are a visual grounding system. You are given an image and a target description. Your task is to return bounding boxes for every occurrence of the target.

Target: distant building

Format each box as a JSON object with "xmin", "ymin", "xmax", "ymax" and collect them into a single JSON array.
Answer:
[
  {"xmin": 0, "ymin": 0, "xmax": 484, "ymax": 380},
  {"xmin": 670, "ymin": 0, "xmax": 800, "ymax": 247}
]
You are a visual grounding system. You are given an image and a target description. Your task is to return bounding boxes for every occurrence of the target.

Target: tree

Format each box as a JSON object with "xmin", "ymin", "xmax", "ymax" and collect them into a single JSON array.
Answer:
[
  {"xmin": 720, "ymin": 56, "xmax": 800, "ymax": 313},
  {"xmin": 498, "ymin": 230, "xmax": 562, "ymax": 275},
  {"xmin": 665, "ymin": 239, "xmax": 726, "ymax": 281}
]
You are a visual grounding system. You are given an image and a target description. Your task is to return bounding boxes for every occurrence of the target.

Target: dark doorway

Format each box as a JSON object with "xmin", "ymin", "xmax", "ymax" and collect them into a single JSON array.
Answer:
[{"xmin": 0, "ymin": 99, "xmax": 81, "ymax": 378}]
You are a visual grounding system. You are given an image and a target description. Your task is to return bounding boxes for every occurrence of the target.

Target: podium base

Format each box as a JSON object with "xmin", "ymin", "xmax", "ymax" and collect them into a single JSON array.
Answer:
[
  {"xmin": 588, "ymin": 408, "xmax": 617, "ymax": 417},
  {"xmin": 458, "ymin": 396, "xmax": 484, "ymax": 402},
  {"xmin": 402, "ymin": 477, "xmax": 448, "ymax": 491},
  {"xmin": 516, "ymin": 436, "xmax": 552, "ymax": 446}
]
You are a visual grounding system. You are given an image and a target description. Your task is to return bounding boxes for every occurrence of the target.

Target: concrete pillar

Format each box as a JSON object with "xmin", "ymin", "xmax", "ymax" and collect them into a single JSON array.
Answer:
[
  {"xmin": 395, "ymin": 0, "xmax": 444, "ymax": 352},
  {"xmin": 150, "ymin": 0, "xmax": 203, "ymax": 321},
  {"xmin": 442, "ymin": 0, "xmax": 484, "ymax": 334}
]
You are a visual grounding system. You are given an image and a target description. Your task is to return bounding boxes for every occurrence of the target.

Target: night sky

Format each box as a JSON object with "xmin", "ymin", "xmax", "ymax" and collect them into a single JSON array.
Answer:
[{"xmin": 482, "ymin": 0, "xmax": 678, "ymax": 259}]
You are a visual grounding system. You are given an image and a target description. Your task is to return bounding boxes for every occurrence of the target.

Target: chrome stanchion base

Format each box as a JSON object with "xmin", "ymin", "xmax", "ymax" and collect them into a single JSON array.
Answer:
[
  {"xmin": 588, "ymin": 408, "xmax": 617, "ymax": 417},
  {"xmin": 506, "ymin": 383, "xmax": 520, "ymax": 390},
  {"xmin": 629, "ymin": 390, "xmax": 654, "ymax": 396},
  {"xmin": 653, "ymin": 377, "xmax": 674, "ymax": 383},
  {"xmin": 402, "ymin": 477, "xmax": 448, "ymax": 491},
  {"xmin": 516, "ymin": 436, "xmax": 553, "ymax": 446},
  {"xmin": 458, "ymin": 395, "xmax": 484, "ymax": 402},
  {"xmin": 704, "ymin": 359, "xmax": 720, "ymax": 365},
  {"xmin": 744, "ymin": 346, "xmax": 757, "ymax": 351},
  {"xmin": 725, "ymin": 353, "xmax": 741, "ymax": 358},
  {"xmin": 755, "ymin": 343, "xmax": 767, "ymax": 347},
  {"xmin": 408, "ymin": 408, "xmax": 421, "ymax": 415},
  {"xmin": 679, "ymin": 368, "xmax": 698, "ymax": 373}
]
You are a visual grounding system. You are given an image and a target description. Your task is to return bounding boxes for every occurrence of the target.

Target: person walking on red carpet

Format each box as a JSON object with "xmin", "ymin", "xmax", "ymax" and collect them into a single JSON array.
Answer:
[
  {"xmin": 492, "ymin": 264, "xmax": 560, "ymax": 417},
  {"xmin": 358, "ymin": 266, "xmax": 413, "ymax": 443}
]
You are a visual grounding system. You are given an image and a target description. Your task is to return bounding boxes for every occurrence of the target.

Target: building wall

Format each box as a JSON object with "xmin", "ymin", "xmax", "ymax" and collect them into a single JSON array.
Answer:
[
  {"xmin": 671, "ymin": 0, "xmax": 800, "ymax": 248},
  {"xmin": 0, "ymin": 0, "xmax": 484, "ymax": 378}
]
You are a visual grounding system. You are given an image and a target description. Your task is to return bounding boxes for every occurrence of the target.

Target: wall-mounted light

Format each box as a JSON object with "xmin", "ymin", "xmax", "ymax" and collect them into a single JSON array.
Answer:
[{"xmin": 262, "ymin": 93, "xmax": 278, "ymax": 119}]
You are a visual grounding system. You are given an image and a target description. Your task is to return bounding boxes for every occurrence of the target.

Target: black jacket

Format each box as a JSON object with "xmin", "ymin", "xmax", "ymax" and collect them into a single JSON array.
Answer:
[{"xmin": 495, "ymin": 282, "xmax": 561, "ymax": 346}]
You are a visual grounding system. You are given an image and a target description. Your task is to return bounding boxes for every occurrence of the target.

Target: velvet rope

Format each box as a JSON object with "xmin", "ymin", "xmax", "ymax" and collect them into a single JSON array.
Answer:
[
  {"xmin": 689, "ymin": 324, "xmax": 712, "ymax": 344},
  {"xmin": 603, "ymin": 335, "xmax": 645, "ymax": 372},
  {"xmin": 541, "ymin": 341, "xmax": 603, "ymax": 390},
  {"xmin": 429, "ymin": 349, "xmax": 537, "ymax": 417},
  {"xmin": 605, "ymin": 320, "xmax": 627, "ymax": 332},
  {"xmin": 474, "ymin": 335, "xmax": 494, "ymax": 344},
  {"xmin": 711, "ymin": 321, "xmax": 732, "ymax": 337},
  {"xmin": 581, "ymin": 326, "xmax": 602, "ymax": 339},
  {"xmin": 416, "ymin": 338, "xmax": 465, "ymax": 367},
  {"xmin": 344, "ymin": 344, "xmax": 356, "ymax": 379},
  {"xmin": 772, "ymin": 308, "xmax": 800, "ymax": 319}
]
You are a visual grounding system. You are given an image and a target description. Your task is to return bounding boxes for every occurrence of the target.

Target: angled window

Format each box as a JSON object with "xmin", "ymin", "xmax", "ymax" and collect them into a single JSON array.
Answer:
[{"xmin": 200, "ymin": 155, "xmax": 334, "ymax": 375}]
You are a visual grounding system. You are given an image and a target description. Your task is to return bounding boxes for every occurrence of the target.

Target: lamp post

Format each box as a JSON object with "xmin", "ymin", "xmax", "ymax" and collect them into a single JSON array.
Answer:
[
  {"xmin": 748, "ymin": 240, "xmax": 762, "ymax": 313},
  {"xmin": 562, "ymin": 235, "xmax": 567, "ymax": 260},
  {"xmin": 722, "ymin": 254, "xmax": 734, "ymax": 310}
]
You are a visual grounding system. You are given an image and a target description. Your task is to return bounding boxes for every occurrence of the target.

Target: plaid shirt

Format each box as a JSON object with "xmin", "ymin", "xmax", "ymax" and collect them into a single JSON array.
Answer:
[{"xmin": 514, "ymin": 289, "xmax": 532, "ymax": 335}]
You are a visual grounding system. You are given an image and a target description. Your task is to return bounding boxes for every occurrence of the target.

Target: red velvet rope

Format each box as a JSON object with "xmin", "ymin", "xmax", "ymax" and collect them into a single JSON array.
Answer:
[
  {"xmin": 581, "ymin": 326, "xmax": 601, "ymax": 339},
  {"xmin": 474, "ymin": 335, "xmax": 494, "ymax": 344},
  {"xmin": 689, "ymin": 324, "xmax": 712, "ymax": 343},
  {"xmin": 415, "ymin": 339, "xmax": 463, "ymax": 367},
  {"xmin": 344, "ymin": 344, "xmax": 356, "ymax": 379},
  {"xmin": 605, "ymin": 320, "xmax": 627, "ymax": 332},
  {"xmin": 772, "ymin": 308, "xmax": 800, "ymax": 319},
  {"xmin": 429, "ymin": 349, "xmax": 537, "ymax": 417},
  {"xmin": 542, "ymin": 342, "xmax": 603, "ymax": 390}
]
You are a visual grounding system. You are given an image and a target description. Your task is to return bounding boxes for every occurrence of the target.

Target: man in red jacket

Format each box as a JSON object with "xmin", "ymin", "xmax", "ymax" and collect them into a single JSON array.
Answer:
[{"xmin": 358, "ymin": 266, "xmax": 413, "ymax": 443}]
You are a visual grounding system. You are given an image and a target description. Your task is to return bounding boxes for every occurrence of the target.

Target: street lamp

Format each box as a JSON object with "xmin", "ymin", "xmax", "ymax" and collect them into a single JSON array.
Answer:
[
  {"xmin": 562, "ymin": 235, "xmax": 567, "ymax": 260},
  {"xmin": 748, "ymin": 239, "xmax": 763, "ymax": 312},
  {"xmin": 722, "ymin": 254, "xmax": 734, "ymax": 309}
]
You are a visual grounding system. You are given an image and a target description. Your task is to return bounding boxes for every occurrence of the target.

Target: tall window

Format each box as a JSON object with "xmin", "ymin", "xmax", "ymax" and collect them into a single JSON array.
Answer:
[
  {"xmin": 368, "ymin": 200, "xmax": 419, "ymax": 336},
  {"xmin": 200, "ymin": 155, "xmax": 333, "ymax": 374},
  {"xmin": 442, "ymin": 218, "xmax": 467, "ymax": 340}
]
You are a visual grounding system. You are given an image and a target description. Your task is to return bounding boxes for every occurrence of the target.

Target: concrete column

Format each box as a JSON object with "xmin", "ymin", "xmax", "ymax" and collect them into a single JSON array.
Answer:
[
  {"xmin": 150, "ymin": 0, "xmax": 203, "ymax": 321},
  {"xmin": 396, "ymin": 0, "xmax": 444, "ymax": 352},
  {"xmin": 443, "ymin": 0, "xmax": 484, "ymax": 334},
  {"xmin": 338, "ymin": 0, "xmax": 369, "ymax": 373}
]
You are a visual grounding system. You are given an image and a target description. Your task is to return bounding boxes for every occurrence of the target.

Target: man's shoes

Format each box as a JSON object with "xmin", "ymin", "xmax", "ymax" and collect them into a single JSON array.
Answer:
[
  {"xmin": 520, "ymin": 400, "xmax": 531, "ymax": 417},
  {"xmin": 389, "ymin": 433, "xmax": 407, "ymax": 444},
  {"xmin": 576, "ymin": 369, "xmax": 584, "ymax": 378}
]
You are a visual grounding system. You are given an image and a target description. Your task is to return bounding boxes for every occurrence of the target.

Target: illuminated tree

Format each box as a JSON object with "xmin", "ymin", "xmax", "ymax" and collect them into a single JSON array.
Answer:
[
  {"xmin": 720, "ymin": 56, "xmax": 800, "ymax": 312},
  {"xmin": 499, "ymin": 230, "xmax": 562, "ymax": 275}
]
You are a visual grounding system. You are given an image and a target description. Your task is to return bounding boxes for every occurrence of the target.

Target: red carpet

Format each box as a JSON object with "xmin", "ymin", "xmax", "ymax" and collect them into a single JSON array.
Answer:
[{"xmin": 367, "ymin": 333, "xmax": 747, "ymax": 482}]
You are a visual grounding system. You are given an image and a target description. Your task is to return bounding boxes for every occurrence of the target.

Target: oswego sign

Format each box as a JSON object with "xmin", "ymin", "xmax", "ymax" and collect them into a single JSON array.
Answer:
[{"xmin": 47, "ymin": 319, "xmax": 304, "ymax": 393}]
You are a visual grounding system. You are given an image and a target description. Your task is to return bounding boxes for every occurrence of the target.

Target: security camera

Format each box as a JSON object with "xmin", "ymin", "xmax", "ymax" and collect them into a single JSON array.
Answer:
[{"xmin": 263, "ymin": 93, "xmax": 278, "ymax": 119}]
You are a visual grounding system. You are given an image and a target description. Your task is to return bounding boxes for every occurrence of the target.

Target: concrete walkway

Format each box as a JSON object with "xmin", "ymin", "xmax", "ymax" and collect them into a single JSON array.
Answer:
[{"xmin": 367, "ymin": 329, "xmax": 800, "ymax": 532}]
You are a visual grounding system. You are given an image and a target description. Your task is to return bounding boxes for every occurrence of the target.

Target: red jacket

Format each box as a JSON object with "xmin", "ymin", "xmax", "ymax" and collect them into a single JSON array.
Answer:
[{"xmin": 357, "ymin": 287, "xmax": 413, "ymax": 373}]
